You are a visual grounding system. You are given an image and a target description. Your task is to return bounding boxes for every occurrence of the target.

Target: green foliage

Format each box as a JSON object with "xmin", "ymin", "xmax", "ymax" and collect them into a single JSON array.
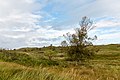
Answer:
[
  {"xmin": 63, "ymin": 16, "xmax": 97, "ymax": 61},
  {"xmin": 0, "ymin": 50, "xmax": 59, "ymax": 67},
  {"xmin": 45, "ymin": 50, "xmax": 56, "ymax": 60},
  {"xmin": 67, "ymin": 46, "xmax": 94, "ymax": 61}
]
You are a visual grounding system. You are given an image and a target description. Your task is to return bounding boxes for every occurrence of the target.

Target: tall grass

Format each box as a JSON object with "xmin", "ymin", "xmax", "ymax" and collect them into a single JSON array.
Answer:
[
  {"xmin": 0, "ymin": 62, "xmax": 70, "ymax": 80},
  {"xmin": 0, "ymin": 62, "xmax": 120, "ymax": 80},
  {"xmin": 0, "ymin": 44, "xmax": 120, "ymax": 80}
]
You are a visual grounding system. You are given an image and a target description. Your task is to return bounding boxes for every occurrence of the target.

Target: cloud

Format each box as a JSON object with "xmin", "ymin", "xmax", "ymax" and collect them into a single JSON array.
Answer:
[
  {"xmin": 0, "ymin": 0, "xmax": 43, "ymax": 48},
  {"xmin": 0, "ymin": 0, "xmax": 120, "ymax": 48},
  {"xmin": 43, "ymin": 0, "xmax": 120, "ymax": 29},
  {"xmin": 93, "ymin": 31, "xmax": 120, "ymax": 45}
]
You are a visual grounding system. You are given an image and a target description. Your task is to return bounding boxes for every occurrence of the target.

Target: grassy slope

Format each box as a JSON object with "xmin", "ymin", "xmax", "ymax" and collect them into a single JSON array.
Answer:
[
  {"xmin": 0, "ymin": 44, "xmax": 120, "ymax": 80},
  {"xmin": 0, "ymin": 62, "xmax": 70, "ymax": 80}
]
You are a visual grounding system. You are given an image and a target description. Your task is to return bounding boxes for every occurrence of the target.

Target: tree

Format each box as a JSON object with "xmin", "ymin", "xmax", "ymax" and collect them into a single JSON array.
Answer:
[
  {"xmin": 61, "ymin": 40, "xmax": 68, "ymax": 47},
  {"xmin": 63, "ymin": 16, "xmax": 97, "ymax": 61}
]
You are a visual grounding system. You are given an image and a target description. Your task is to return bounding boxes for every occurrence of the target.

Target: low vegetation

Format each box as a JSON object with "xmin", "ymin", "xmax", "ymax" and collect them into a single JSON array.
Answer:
[{"xmin": 0, "ymin": 44, "xmax": 120, "ymax": 80}]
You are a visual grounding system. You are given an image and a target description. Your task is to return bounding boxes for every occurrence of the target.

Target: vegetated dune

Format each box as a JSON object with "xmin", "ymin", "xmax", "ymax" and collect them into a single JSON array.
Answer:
[{"xmin": 0, "ymin": 44, "xmax": 120, "ymax": 80}]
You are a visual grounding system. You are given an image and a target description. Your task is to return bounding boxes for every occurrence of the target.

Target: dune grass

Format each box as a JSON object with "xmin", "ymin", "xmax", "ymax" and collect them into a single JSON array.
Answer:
[
  {"xmin": 0, "ymin": 62, "xmax": 70, "ymax": 80},
  {"xmin": 0, "ymin": 44, "xmax": 120, "ymax": 80},
  {"xmin": 0, "ymin": 62, "xmax": 119, "ymax": 80}
]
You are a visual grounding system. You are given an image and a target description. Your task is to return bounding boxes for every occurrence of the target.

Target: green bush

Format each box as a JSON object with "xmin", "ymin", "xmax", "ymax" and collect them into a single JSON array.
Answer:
[{"xmin": 67, "ymin": 46, "xmax": 94, "ymax": 61}]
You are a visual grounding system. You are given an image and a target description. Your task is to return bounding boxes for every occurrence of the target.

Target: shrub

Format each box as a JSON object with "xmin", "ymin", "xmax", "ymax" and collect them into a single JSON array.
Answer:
[{"xmin": 63, "ymin": 16, "xmax": 97, "ymax": 61}]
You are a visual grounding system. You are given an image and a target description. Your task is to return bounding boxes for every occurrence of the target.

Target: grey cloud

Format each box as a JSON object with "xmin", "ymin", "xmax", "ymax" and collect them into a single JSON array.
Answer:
[{"xmin": 0, "ymin": 36, "xmax": 27, "ymax": 49}]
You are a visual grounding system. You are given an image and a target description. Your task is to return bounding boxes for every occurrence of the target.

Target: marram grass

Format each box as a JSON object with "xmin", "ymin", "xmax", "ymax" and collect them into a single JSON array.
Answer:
[
  {"xmin": 0, "ymin": 44, "xmax": 120, "ymax": 80},
  {"xmin": 0, "ymin": 62, "xmax": 70, "ymax": 80},
  {"xmin": 0, "ymin": 61, "xmax": 120, "ymax": 80}
]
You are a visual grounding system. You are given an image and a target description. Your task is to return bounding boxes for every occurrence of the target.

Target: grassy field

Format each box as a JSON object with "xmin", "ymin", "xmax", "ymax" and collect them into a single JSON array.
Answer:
[{"xmin": 0, "ymin": 44, "xmax": 120, "ymax": 80}]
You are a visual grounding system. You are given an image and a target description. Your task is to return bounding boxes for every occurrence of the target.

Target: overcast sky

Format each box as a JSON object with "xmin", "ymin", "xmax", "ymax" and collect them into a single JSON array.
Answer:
[{"xmin": 0, "ymin": 0, "xmax": 120, "ymax": 49}]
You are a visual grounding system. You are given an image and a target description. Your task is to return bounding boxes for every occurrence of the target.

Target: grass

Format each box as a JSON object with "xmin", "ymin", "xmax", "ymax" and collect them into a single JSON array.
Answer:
[
  {"xmin": 0, "ymin": 44, "xmax": 120, "ymax": 80},
  {"xmin": 0, "ymin": 62, "xmax": 70, "ymax": 80},
  {"xmin": 0, "ymin": 62, "xmax": 119, "ymax": 80}
]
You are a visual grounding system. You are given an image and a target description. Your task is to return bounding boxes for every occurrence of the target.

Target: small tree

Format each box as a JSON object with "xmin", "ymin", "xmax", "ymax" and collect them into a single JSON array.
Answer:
[
  {"xmin": 63, "ymin": 16, "xmax": 97, "ymax": 61},
  {"xmin": 61, "ymin": 41, "xmax": 68, "ymax": 47}
]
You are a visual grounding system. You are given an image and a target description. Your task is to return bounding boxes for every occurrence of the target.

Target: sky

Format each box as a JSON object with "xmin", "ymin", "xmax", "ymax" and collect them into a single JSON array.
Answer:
[{"xmin": 0, "ymin": 0, "xmax": 120, "ymax": 49}]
